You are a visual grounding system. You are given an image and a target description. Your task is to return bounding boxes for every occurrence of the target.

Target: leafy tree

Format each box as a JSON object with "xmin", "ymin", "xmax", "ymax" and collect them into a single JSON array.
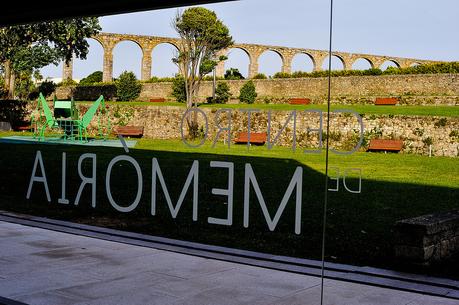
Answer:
[
  {"xmin": 207, "ymin": 82, "xmax": 232, "ymax": 104},
  {"xmin": 171, "ymin": 74, "xmax": 186, "ymax": 103},
  {"xmin": 115, "ymin": 71, "xmax": 142, "ymax": 101},
  {"xmin": 239, "ymin": 80, "xmax": 257, "ymax": 104},
  {"xmin": 0, "ymin": 18, "xmax": 100, "ymax": 98},
  {"xmin": 224, "ymin": 68, "xmax": 244, "ymax": 80},
  {"xmin": 79, "ymin": 71, "xmax": 103, "ymax": 86},
  {"xmin": 172, "ymin": 7, "xmax": 233, "ymax": 136}
]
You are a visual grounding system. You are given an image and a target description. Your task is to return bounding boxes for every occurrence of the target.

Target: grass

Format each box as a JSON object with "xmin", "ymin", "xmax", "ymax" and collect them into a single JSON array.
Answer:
[
  {"xmin": 77, "ymin": 101, "xmax": 459, "ymax": 117},
  {"xmin": 0, "ymin": 133, "xmax": 458, "ymax": 278}
]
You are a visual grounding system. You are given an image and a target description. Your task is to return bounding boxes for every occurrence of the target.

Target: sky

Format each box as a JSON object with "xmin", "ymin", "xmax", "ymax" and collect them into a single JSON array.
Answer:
[{"xmin": 40, "ymin": 0, "xmax": 459, "ymax": 80}]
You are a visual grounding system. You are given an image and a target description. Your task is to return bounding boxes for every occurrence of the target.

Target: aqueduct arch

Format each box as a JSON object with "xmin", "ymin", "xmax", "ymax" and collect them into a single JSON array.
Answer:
[{"xmin": 62, "ymin": 32, "xmax": 440, "ymax": 82}]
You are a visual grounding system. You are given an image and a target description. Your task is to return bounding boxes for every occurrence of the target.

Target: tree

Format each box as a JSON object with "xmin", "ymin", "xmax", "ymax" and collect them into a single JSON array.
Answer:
[
  {"xmin": 79, "ymin": 71, "xmax": 103, "ymax": 86},
  {"xmin": 0, "ymin": 18, "xmax": 101, "ymax": 98},
  {"xmin": 207, "ymin": 82, "xmax": 232, "ymax": 104},
  {"xmin": 172, "ymin": 7, "xmax": 233, "ymax": 137},
  {"xmin": 116, "ymin": 71, "xmax": 142, "ymax": 101},
  {"xmin": 171, "ymin": 74, "xmax": 186, "ymax": 103},
  {"xmin": 239, "ymin": 80, "xmax": 257, "ymax": 104},
  {"xmin": 224, "ymin": 68, "xmax": 244, "ymax": 80}
]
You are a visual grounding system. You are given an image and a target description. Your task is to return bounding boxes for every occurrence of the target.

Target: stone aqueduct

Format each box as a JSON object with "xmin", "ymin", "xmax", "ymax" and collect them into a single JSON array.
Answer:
[{"xmin": 62, "ymin": 32, "xmax": 438, "ymax": 82}]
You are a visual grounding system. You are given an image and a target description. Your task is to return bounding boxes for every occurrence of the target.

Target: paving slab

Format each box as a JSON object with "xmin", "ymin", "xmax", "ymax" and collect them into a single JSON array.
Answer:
[{"xmin": 1, "ymin": 221, "xmax": 458, "ymax": 305}]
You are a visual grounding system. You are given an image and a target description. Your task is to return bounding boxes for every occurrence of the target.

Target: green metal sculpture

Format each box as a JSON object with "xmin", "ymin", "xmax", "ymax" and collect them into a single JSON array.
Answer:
[{"xmin": 32, "ymin": 93, "xmax": 111, "ymax": 142}]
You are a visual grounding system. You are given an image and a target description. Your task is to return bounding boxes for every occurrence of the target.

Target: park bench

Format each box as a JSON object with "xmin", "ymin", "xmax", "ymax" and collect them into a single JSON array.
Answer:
[
  {"xmin": 149, "ymin": 97, "xmax": 166, "ymax": 103},
  {"xmin": 375, "ymin": 97, "xmax": 398, "ymax": 105},
  {"xmin": 113, "ymin": 126, "xmax": 144, "ymax": 138},
  {"xmin": 234, "ymin": 132, "xmax": 267, "ymax": 145},
  {"xmin": 367, "ymin": 139, "xmax": 403, "ymax": 152},
  {"xmin": 289, "ymin": 98, "xmax": 311, "ymax": 105}
]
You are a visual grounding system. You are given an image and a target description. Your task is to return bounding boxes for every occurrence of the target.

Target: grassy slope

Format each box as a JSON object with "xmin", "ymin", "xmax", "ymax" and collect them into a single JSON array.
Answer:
[{"xmin": 0, "ymin": 133, "xmax": 457, "ymax": 279}]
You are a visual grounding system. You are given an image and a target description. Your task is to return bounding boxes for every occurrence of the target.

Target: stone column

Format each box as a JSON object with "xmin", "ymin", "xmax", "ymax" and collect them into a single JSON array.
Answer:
[
  {"xmin": 281, "ymin": 54, "xmax": 293, "ymax": 74},
  {"xmin": 141, "ymin": 47, "xmax": 153, "ymax": 81},
  {"xmin": 313, "ymin": 54, "xmax": 327, "ymax": 72},
  {"xmin": 216, "ymin": 61, "xmax": 225, "ymax": 77},
  {"xmin": 102, "ymin": 48, "xmax": 114, "ymax": 83},
  {"xmin": 340, "ymin": 55, "xmax": 351, "ymax": 70},
  {"xmin": 62, "ymin": 59, "xmax": 73, "ymax": 81}
]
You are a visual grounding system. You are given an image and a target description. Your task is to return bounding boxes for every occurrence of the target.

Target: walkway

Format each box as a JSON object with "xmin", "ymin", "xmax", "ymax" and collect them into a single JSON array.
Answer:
[{"xmin": 0, "ymin": 221, "xmax": 458, "ymax": 305}]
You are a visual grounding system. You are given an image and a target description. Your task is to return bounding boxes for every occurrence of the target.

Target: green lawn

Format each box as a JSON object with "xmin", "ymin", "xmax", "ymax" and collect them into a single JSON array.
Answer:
[
  {"xmin": 0, "ymin": 134, "xmax": 458, "ymax": 278},
  {"xmin": 77, "ymin": 101, "xmax": 459, "ymax": 117}
]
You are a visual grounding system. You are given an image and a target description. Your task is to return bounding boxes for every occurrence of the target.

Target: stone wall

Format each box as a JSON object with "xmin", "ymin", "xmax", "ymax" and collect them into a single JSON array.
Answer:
[
  {"xmin": 395, "ymin": 210, "xmax": 459, "ymax": 265},
  {"xmin": 77, "ymin": 105, "xmax": 458, "ymax": 157},
  {"xmin": 55, "ymin": 73, "xmax": 459, "ymax": 105}
]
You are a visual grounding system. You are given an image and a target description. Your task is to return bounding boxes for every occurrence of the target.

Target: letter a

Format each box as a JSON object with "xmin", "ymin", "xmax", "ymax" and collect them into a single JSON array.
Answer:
[{"xmin": 26, "ymin": 151, "xmax": 51, "ymax": 202}]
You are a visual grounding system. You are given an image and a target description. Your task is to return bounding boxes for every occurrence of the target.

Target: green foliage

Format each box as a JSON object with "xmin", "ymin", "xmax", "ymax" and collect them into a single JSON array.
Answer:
[
  {"xmin": 202, "ymin": 75, "xmax": 225, "ymax": 81},
  {"xmin": 252, "ymin": 73, "xmax": 267, "ymax": 79},
  {"xmin": 423, "ymin": 137, "xmax": 433, "ymax": 146},
  {"xmin": 207, "ymin": 82, "xmax": 232, "ymax": 104},
  {"xmin": 270, "ymin": 62, "xmax": 459, "ymax": 80},
  {"xmin": 79, "ymin": 71, "xmax": 103, "ymax": 86},
  {"xmin": 224, "ymin": 68, "xmax": 244, "ymax": 80},
  {"xmin": 73, "ymin": 84, "xmax": 117, "ymax": 101},
  {"xmin": 115, "ymin": 71, "xmax": 142, "ymax": 101},
  {"xmin": 29, "ymin": 80, "xmax": 56, "ymax": 100},
  {"xmin": 239, "ymin": 80, "xmax": 257, "ymax": 104},
  {"xmin": 173, "ymin": 7, "xmax": 233, "ymax": 107},
  {"xmin": 434, "ymin": 117, "xmax": 448, "ymax": 127},
  {"xmin": 146, "ymin": 76, "xmax": 176, "ymax": 83},
  {"xmin": 58, "ymin": 79, "xmax": 78, "ymax": 87},
  {"xmin": 14, "ymin": 72, "xmax": 36, "ymax": 100},
  {"xmin": 171, "ymin": 75, "xmax": 186, "ymax": 103}
]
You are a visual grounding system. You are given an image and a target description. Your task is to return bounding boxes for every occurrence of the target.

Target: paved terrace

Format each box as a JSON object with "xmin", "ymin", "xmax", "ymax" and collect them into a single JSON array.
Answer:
[{"xmin": 1, "ymin": 220, "xmax": 458, "ymax": 305}]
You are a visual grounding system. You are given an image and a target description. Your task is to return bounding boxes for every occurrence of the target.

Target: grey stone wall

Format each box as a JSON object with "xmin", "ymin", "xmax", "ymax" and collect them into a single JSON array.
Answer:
[
  {"xmin": 76, "ymin": 105, "xmax": 458, "ymax": 157},
  {"xmin": 56, "ymin": 74, "xmax": 459, "ymax": 105}
]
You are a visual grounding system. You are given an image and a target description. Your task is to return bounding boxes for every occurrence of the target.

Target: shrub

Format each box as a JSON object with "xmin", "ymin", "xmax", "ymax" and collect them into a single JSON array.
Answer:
[
  {"xmin": 434, "ymin": 117, "xmax": 448, "ymax": 127},
  {"xmin": 115, "ymin": 71, "xmax": 142, "ymax": 101},
  {"xmin": 253, "ymin": 73, "xmax": 267, "ymax": 79},
  {"xmin": 224, "ymin": 68, "xmax": 244, "ymax": 80},
  {"xmin": 239, "ymin": 80, "xmax": 257, "ymax": 104},
  {"xmin": 29, "ymin": 80, "xmax": 56, "ymax": 99},
  {"xmin": 171, "ymin": 75, "xmax": 186, "ymax": 103},
  {"xmin": 146, "ymin": 76, "xmax": 175, "ymax": 83},
  {"xmin": 58, "ymin": 79, "xmax": 78, "ymax": 87},
  {"xmin": 207, "ymin": 82, "xmax": 232, "ymax": 104},
  {"xmin": 273, "ymin": 72, "xmax": 292, "ymax": 79},
  {"xmin": 79, "ymin": 71, "xmax": 103, "ymax": 86},
  {"xmin": 73, "ymin": 84, "xmax": 117, "ymax": 101}
]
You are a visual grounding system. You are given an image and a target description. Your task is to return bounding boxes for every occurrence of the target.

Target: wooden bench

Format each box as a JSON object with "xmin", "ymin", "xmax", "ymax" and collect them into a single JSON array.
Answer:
[
  {"xmin": 289, "ymin": 98, "xmax": 311, "ymax": 105},
  {"xmin": 149, "ymin": 97, "xmax": 165, "ymax": 103},
  {"xmin": 234, "ymin": 132, "xmax": 267, "ymax": 145},
  {"xmin": 367, "ymin": 139, "xmax": 403, "ymax": 152},
  {"xmin": 375, "ymin": 97, "xmax": 398, "ymax": 105},
  {"xmin": 113, "ymin": 126, "xmax": 144, "ymax": 138}
]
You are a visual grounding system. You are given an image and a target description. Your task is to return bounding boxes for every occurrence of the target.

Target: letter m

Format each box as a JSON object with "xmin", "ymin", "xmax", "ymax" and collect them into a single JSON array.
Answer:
[
  {"xmin": 244, "ymin": 164, "xmax": 302, "ymax": 234},
  {"xmin": 151, "ymin": 158, "xmax": 199, "ymax": 220}
]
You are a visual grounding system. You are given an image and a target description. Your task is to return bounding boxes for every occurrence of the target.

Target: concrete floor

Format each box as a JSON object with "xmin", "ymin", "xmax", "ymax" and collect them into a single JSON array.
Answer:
[{"xmin": 0, "ymin": 221, "xmax": 458, "ymax": 305}]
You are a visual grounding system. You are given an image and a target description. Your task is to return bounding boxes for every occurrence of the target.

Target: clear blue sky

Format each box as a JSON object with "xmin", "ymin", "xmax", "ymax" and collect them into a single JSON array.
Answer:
[{"xmin": 41, "ymin": 0, "xmax": 459, "ymax": 80}]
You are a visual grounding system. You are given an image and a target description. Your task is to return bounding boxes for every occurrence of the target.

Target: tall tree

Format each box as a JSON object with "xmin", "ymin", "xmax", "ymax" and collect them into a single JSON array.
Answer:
[
  {"xmin": 172, "ymin": 7, "xmax": 233, "ymax": 136},
  {"xmin": 0, "ymin": 17, "xmax": 100, "ymax": 98}
]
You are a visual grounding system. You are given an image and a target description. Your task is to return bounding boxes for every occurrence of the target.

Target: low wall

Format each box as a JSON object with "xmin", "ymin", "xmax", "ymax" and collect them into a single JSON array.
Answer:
[
  {"xmin": 74, "ymin": 105, "xmax": 458, "ymax": 157},
  {"xmin": 55, "ymin": 73, "xmax": 459, "ymax": 105},
  {"xmin": 395, "ymin": 210, "xmax": 459, "ymax": 265}
]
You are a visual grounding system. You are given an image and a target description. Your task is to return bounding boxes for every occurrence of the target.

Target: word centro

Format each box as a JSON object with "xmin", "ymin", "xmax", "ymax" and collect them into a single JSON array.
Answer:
[
  {"xmin": 26, "ymin": 151, "xmax": 361, "ymax": 235},
  {"xmin": 180, "ymin": 108, "xmax": 364, "ymax": 155}
]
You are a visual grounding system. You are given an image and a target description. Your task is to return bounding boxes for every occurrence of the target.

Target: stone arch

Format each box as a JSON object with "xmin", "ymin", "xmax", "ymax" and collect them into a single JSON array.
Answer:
[
  {"xmin": 224, "ymin": 47, "xmax": 251, "ymax": 78},
  {"xmin": 73, "ymin": 38, "xmax": 104, "ymax": 80},
  {"xmin": 112, "ymin": 40, "xmax": 144, "ymax": 79},
  {"xmin": 322, "ymin": 54, "xmax": 345, "ymax": 70},
  {"xmin": 379, "ymin": 59, "xmax": 401, "ymax": 70},
  {"xmin": 351, "ymin": 57, "xmax": 374, "ymax": 70},
  {"xmin": 291, "ymin": 52, "xmax": 316, "ymax": 72},
  {"xmin": 150, "ymin": 42, "xmax": 179, "ymax": 78},
  {"xmin": 257, "ymin": 49, "xmax": 284, "ymax": 76}
]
